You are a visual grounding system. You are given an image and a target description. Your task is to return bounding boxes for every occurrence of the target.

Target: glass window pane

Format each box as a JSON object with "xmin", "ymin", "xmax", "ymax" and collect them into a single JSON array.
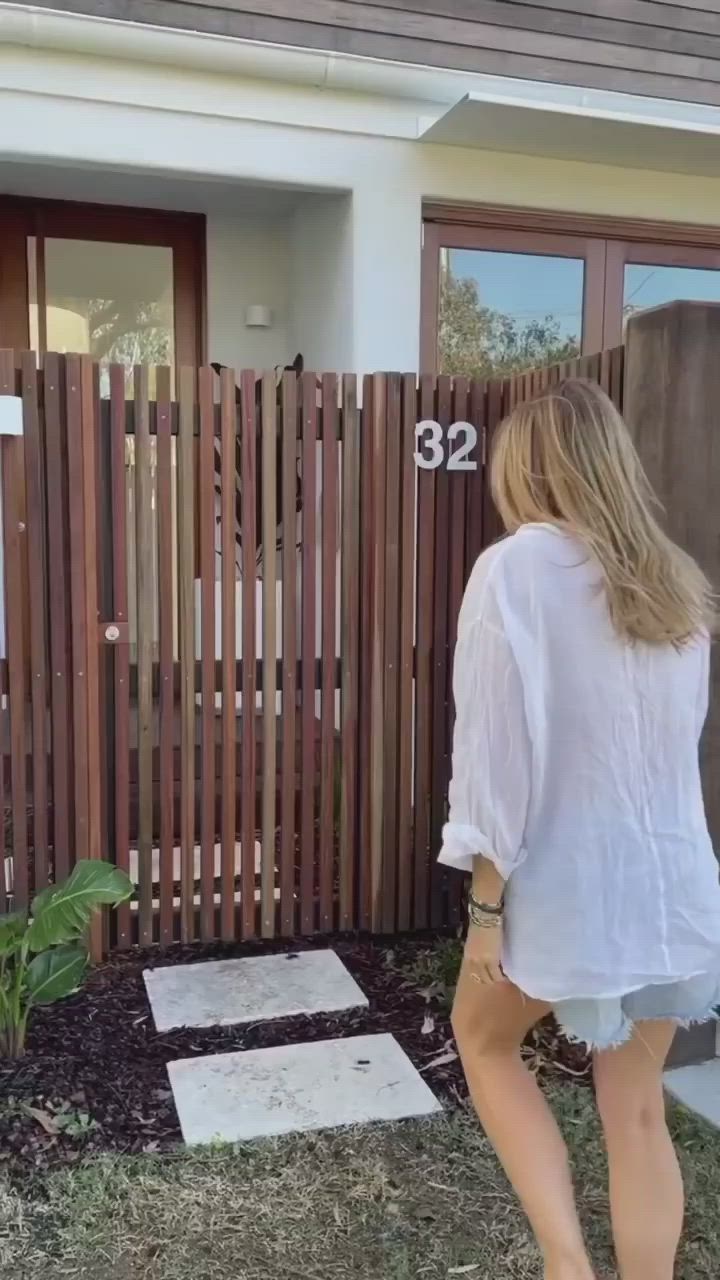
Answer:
[
  {"xmin": 624, "ymin": 263, "xmax": 720, "ymax": 330},
  {"xmin": 36, "ymin": 239, "xmax": 174, "ymax": 395},
  {"xmin": 439, "ymin": 247, "xmax": 583, "ymax": 377}
]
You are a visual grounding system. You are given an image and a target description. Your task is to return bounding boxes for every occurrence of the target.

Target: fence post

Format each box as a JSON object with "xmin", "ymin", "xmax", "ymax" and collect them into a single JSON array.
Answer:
[
  {"xmin": 625, "ymin": 301, "xmax": 720, "ymax": 843},
  {"xmin": 624, "ymin": 301, "xmax": 720, "ymax": 1066}
]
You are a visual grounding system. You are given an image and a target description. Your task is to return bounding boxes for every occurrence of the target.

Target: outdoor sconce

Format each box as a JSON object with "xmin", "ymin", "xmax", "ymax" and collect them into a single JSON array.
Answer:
[{"xmin": 245, "ymin": 305, "xmax": 273, "ymax": 328}]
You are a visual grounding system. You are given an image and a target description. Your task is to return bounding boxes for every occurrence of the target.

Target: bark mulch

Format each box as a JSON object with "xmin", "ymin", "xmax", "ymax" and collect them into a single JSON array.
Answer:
[{"xmin": 0, "ymin": 935, "xmax": 590, "ymax": 1180}]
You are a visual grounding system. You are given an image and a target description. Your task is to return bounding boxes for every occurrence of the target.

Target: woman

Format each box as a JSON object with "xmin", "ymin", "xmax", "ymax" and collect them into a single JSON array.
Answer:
[{"xmin": 440, "ymin": 379, "xmax": 720, "ymax": 1280}]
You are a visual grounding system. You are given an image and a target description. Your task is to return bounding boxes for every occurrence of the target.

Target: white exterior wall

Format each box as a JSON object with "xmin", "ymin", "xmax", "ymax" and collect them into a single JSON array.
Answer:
[
  {"xmin": 206, "ymin": 200, "xmax": 355, "ymax": 374},
  {"xmin": 289, "ymin": 195, "xmax": 354, "ymax": 373},
  {"xmin": 4, "ymin": 42, "xmax": 720, "ymax": 373},
  {"xmin": 206, "ymin": 212, "xmax": 291, "ymax": 370}
]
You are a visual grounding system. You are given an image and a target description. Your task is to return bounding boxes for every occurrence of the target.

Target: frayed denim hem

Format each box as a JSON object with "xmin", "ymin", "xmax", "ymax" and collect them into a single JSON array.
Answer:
[
  {"xmin": 552, "ymin": 975, "xmax": 720, "ymax": 1052},
  {"xmin": 554, "ymin": 1009, "xmax": 634, "ymax": 1053}
]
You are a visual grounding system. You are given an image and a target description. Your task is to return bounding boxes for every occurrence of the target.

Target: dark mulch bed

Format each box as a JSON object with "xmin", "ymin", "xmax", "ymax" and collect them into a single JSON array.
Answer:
[{"xmin": 0, "ymin": 934, "xmax": 590, "ymax": 1179}]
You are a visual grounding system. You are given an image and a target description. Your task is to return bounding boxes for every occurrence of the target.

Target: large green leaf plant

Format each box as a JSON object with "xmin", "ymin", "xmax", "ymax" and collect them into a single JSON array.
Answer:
[{"xmin": 0, "ymin": 860, "xmax": 133, "ymax": 1058}]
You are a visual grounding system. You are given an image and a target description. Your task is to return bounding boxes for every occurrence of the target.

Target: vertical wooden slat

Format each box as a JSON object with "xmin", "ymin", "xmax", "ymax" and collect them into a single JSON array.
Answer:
[
  {"xmin": 198, "ymin": 366, "xmax": 216, "ymax": 940},
  {"xmin": 3, "ymin": 439, "xmax": 27, "ymax": 908},
  {"xmin": 240, "ymin": 370, "xmax": 258, "ymax": 939},
  {"xmin": 156, "ymin": 366, "xmax": 174, "ymax": 945},
  {"xmin": 0, "ymin": 652, "xmax": 5, "ymax": 911},
  {"xmin": 357, "ymin": 375, "xmax": 374, "ymax": 931},
  {"xmin": 466, "ymin": 379, "xmax": 486, "ymax": 575},
  {"xmin": 44, "ymin": 355, "xmax": 71, "ymax": 882},
  {"xmin": 396, "ymin": 373, "xmax": 416, "ymax": 934},
  {"xmin": 339, "ymin": 374, "xmax": 359, "ymax": 932},
  {"xmin": 319, "ymin": 374, "xmax": 338, "ymax": 933},
  {"xmin": 21, "ymin": 354, "xmax": 49, "ymax": 893},
  {"xmin": 66, "ymin": 356, "xmax": 90, "ymax": 868},
  {"xmin": 80, "ymin": 357, "xmax": 102, "ymax": 958},
  {"xmin": 260, "ymin": 371, "xmax": 277, "ymax": 939},
  {"xmin": 446, "ymin": 377, "xmax": 469, "ymax": 926},
  {"xmin": 381, "ymin": 373, "xmax": 401, "ymax": 933},
  {"xmin": 583, "ymin": 352, "xmax": 602, "ymax": 384},
  {"xmin": 369, "ymin": 374, "xmax": 388, "ymax": 934},
  {"xmin": 600, "ymin": 348, "xmax": 612, "ymax": 396},
  {"xmin": 484, "ymin": 380, "xmax": 505, "ymax": 548},
  {"xmin": 177, "ymin": 367, "xmax": 196, "ymax": 943},
  {"xmin": 300, "ymin": 370, "xmax": 317, "ymax": 935},
  {"xmin": 430, "ymin": 375, "xmax": 452, "ymax": 929},
  {"xmin": 447, "ymin": 378, "xmax": 469, "ymax": 662},
  {"xmin": 0, "ymin": 352, "xmax": 28, "ymax": 909},
  {"xmin": 94, "ymin": 362, "xmax": 112, "ymax": 958},
  {"xmin": 610, "ymin": 345, "xmax": 625, "ymax": 412},
  {"xmin": 134, "ymin": 365, "xmax": 154, "ymax": 945},
  {"xmin": 413, "ymin": 374, "xmax": 436, "ymax": 930},
  {"xmin": 0, "ymin": 677, "xmax": 5, "ymax": 911},
  {"xmin": 220, "ymin": 368, "xmax": 238, "ymax": 941},
  {"xmin": 280, "ymin": 372, "xmax": 298, "ymax": 936},
  {"xmin": 109, "ymin": 365, "xmax": 131, "ymax": 947}
]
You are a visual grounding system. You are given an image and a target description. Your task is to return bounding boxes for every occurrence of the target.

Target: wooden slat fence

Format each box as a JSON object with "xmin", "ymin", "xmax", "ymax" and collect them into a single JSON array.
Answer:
[{"xmin": 0, "ymin": 347, "xmax": 623, "ymax": 947}]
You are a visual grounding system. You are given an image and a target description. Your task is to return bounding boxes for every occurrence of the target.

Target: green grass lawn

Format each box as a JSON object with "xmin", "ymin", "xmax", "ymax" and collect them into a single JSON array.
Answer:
[{"xmin": 3, "ymin": 1086, "xmax": 719, "ymax": 1280}]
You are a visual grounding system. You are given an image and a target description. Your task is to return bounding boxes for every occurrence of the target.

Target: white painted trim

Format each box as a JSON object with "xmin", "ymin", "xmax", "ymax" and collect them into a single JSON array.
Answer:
[{"xmin": 4, "ymin": 1, "xmax": 720, "ymax": 136}]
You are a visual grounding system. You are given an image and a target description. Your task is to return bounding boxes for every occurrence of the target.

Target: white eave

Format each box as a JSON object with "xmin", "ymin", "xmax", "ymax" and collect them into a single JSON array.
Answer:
[
  {"xmin": 4, "ymin": 3, "xmax": 720, "ymax": 173},
  {"xmin": 420, "ymin": 92, "xmax": 720, "ymax": 177}
]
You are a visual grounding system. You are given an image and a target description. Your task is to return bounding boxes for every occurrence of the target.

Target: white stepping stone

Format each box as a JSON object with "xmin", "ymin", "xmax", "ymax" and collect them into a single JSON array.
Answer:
[
  {"xmin": 144, "ymin": 950, "xmax": 368, "ymax": 1032},
  {"xmin": 168, "ymin": 1033, "xmax": 442, "ymax": 1145},
  {"xmin": 665, "ymin": 1058, "xmax": 720, "ymax": 1128}
]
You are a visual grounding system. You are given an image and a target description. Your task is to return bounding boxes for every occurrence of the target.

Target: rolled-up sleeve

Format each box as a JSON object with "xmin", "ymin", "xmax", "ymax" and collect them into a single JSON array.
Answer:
[{"xmin": 439, "ymin": 579, "xmax": 531, "ymax": 880}]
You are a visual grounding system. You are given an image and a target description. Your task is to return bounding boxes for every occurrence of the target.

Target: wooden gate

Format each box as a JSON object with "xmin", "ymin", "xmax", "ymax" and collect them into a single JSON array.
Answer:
[{"xmin": 0, "ymin": 347, "xmax": 623, "ymax": 950}]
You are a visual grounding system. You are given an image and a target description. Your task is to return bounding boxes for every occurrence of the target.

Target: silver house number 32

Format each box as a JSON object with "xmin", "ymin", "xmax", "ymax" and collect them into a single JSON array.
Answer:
[{"xmin": 414, "ymin": 420, "xmax": 479, "ymax": 471}]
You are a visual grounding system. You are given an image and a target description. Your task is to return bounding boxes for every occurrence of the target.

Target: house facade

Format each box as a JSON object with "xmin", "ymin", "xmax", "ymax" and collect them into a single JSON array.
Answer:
[{"xmin": 2, "ymin": 2, "xmax": 720, "ymax": 380}]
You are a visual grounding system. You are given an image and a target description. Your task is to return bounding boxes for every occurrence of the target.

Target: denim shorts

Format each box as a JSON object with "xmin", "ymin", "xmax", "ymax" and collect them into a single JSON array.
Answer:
[{"xmin": 552, "ymin": 972, "xmax": 720, "ymax": 1052}]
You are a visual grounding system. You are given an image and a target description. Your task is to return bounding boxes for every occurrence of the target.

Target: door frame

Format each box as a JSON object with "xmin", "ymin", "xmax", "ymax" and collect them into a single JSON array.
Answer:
[
  {"xmin": 421, "ymin": 219, "xmax": 605, "ymax": 372},
  {"xmin": 422, "ymin": 203, "xmax": 720, "ymax": 372},
  {"xmin": 0, "ymin": 196, "xmax": 206, "ymax": 364}
]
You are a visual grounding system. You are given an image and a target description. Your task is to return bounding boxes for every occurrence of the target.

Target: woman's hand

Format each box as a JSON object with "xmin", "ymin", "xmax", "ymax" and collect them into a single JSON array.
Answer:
[{"xmin": 464, "ymin": 920, "xmax": 507, "ymax": 985}]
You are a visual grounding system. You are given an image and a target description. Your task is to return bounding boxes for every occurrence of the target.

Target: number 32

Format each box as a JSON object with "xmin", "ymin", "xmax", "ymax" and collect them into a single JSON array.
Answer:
[{"xmin": 414, "ymin": 420, "xmax": 478, "ymax": 471}]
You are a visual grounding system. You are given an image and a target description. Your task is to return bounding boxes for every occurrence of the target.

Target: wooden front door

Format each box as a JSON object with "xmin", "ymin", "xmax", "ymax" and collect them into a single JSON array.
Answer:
[{"xmin": 0, "ymin": 198, "xmax": 204, "ymax": 369}]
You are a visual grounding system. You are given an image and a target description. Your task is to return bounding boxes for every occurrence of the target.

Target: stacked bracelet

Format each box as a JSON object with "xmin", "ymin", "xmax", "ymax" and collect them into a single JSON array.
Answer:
[{"xmin": 468, "ymin": 892, "xmax": 504, "ymax": 930}]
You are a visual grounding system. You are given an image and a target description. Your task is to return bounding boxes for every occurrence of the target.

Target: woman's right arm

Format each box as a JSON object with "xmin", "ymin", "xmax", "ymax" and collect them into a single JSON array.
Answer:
[
  {"xmin": 439, "ymin": 583, "xmax": 532, "ymax": 883},
  {"xmin": 438, "ymin": 573, "xmax": 532, "ymax": 982}
]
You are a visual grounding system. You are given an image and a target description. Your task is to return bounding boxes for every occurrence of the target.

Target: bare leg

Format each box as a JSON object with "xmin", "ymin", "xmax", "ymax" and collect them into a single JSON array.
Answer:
[
  {"xmin": 594, "ymin": 1021, "xmax": 681, "ymax": 1280},
  {"xmin": 452, "ymin": 962, "xmax": 595, "ymax": 1280}
]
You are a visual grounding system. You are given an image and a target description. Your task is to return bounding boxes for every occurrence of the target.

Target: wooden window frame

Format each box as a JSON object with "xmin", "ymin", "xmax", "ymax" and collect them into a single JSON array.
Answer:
[
  {"xmin": 422, "ymin": 203, "xmax": 720, "ymax": 371},
  {"xmin": 603, "ymin": 239, "xmax": 720, "ymax": 348},
  {"xmin": 0, "ymin": 196, "xmax": 206, "ymax": 364},
  {"xmin": 421, "ymin": 219, "xmax": 605, "ymax": 372}
]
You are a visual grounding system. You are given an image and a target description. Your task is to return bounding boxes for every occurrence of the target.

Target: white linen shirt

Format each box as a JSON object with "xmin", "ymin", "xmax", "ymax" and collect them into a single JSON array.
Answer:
[{"xmin": 439, "ymin": 523, "xmax": 720, "ymax": 1002}]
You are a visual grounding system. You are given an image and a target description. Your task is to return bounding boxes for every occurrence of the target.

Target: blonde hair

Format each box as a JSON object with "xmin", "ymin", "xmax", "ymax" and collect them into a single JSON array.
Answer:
[{"xmin": 491, "ymin": 378, "xmax": 715, "ymax": 646}]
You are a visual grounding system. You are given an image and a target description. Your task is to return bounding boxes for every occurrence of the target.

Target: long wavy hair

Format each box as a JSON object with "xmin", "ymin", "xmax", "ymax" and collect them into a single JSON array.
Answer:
[{"xmin": 491, "ymin": 378, "xmax": 715, "ymax": 646}]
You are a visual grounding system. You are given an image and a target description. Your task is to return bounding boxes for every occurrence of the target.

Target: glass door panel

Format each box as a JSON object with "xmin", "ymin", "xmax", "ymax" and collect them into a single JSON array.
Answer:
[
  {"xmin": 624, "ymin": 263, "xmax": 720, "ymax": 328},
  {"xmin": 604, "ymin": 241, "xmax": 720, "ymax": 346},
  {"xmin": 29, "ymin": 238, "xmax": 175, "ymax": 396},
  {"xmin": 422, "ymin": 224, "xmax": 606, "ymax": 375},
  {"xmin": 439, "ymin": 247, "xmax": 584, "ymax": 377}
]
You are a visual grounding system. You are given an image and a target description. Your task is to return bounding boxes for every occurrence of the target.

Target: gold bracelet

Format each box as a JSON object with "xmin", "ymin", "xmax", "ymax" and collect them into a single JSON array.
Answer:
[
  {"xmin": 469, "ymin": 912, "xmax": 502, "ymax": 930},
  {"xmin": 468, "ymin": 895, "xmax": 504, "ymax": 930}
]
